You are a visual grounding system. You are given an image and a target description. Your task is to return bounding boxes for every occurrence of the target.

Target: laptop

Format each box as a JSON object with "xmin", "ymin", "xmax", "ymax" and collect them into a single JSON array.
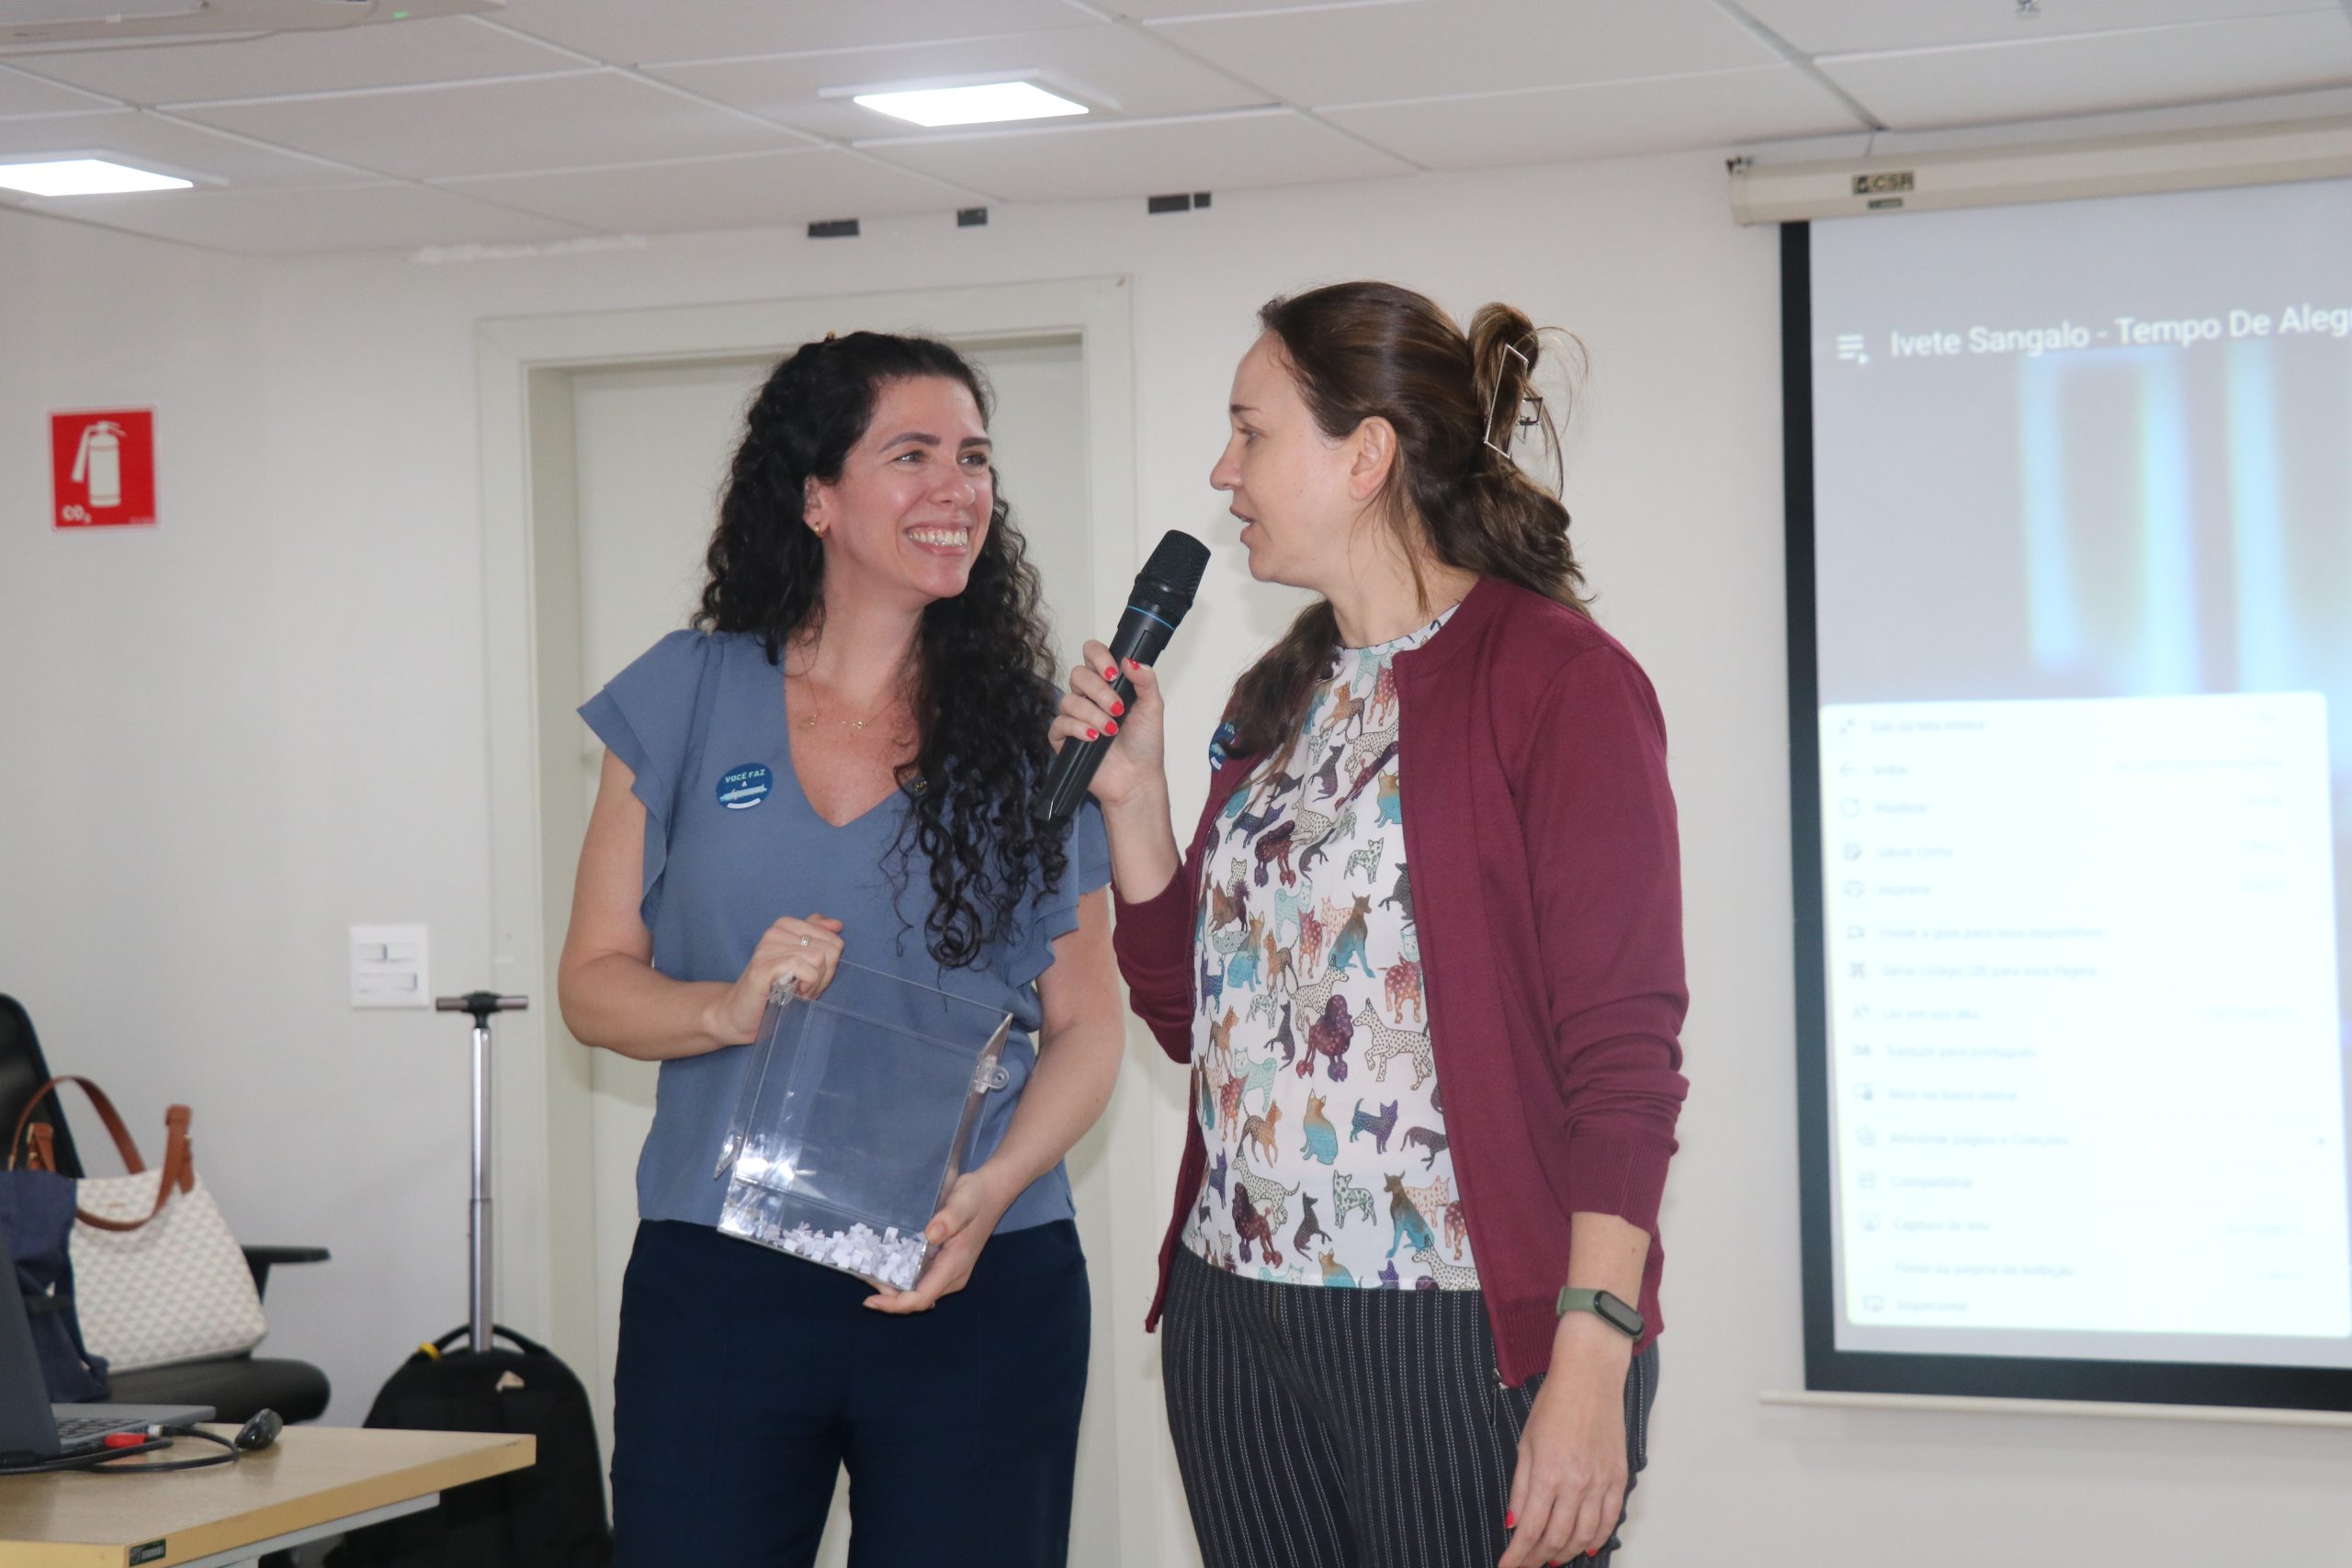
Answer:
[{"xmin": 0, "ymin": 1216, "xmax": 211, "ymax": 1465}]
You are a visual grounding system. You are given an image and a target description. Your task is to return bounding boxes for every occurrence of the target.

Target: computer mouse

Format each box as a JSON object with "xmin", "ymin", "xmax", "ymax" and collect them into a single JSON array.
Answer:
[{"xmin": 232, "ymin": 1410, "xmax": 283, "ymax": 1452}]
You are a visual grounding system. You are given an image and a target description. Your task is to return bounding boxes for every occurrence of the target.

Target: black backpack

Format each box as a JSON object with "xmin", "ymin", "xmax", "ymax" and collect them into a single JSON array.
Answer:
[{"xmin": 326, "ymin": 1324, "xmax": 612, "ymax": 1568}]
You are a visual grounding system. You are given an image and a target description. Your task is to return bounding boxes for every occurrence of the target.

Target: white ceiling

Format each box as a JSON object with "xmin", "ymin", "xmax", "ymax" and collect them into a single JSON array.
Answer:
[{"xmin": 1, "ymin": 0, "xmax": 2348, "ymax": 255}]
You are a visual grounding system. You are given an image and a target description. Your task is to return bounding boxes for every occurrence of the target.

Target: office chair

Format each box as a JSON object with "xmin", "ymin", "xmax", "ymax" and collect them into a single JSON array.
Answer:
[{"xmin": 0, "ymin": 994, "xmax": 331, "ymax": 1423}]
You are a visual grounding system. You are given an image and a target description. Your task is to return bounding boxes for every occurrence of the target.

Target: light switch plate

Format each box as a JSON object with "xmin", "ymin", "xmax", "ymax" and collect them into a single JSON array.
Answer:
[{"xmin": 351, "ymin": 923, "xmax": 430, "ymax": 1009}]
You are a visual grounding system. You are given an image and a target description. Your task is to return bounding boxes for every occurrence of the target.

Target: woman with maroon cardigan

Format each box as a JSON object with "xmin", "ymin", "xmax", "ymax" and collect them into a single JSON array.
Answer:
[{"xmin": 1053, "ymin": 282, "xmax": 1688, "ymax": 1568}]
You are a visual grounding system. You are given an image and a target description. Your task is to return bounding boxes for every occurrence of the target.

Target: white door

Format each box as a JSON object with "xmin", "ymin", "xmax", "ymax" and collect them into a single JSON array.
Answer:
[{"xmin": 562, "ymin": 337, "xmax": 1117, "ymax": 1563}]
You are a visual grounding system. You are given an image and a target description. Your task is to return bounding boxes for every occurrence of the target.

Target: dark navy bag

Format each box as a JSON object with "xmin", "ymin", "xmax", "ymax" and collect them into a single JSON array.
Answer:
[{"xmin": 0, "ymin": 1167, "xmax": 109, "ymax": 1402}]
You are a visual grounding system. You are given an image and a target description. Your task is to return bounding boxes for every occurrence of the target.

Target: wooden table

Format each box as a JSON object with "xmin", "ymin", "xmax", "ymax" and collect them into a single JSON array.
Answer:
[{"xmin": 0, "ymin": 1426, "xmax": 536, "ymax": 1567}]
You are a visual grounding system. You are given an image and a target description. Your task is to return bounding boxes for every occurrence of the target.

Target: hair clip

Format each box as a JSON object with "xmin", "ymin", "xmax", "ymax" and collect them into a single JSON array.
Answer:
[
  {"xmin": 821, "ymin": 330, "xmax": 839, "ymax": 343},
  {"xmin": 1208, "ymin": 720, "xmax": 1238, "ymax": 770},
  {"xmin": 1482, "ymin": 340, "xmax": 1535, "ymax": 457}
]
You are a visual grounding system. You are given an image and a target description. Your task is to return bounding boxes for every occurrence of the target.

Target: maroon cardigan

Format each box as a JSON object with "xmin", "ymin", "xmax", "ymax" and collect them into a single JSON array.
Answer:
[{"xmin": 1112, "ymin": 575, "xmax": 1690, "ymax": 1384}]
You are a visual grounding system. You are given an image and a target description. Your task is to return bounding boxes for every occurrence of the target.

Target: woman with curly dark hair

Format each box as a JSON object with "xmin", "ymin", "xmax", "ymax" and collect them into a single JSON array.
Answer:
[{"xmin": 558, "ymin": 332, "xmax": 1122, "ymax": 1568}]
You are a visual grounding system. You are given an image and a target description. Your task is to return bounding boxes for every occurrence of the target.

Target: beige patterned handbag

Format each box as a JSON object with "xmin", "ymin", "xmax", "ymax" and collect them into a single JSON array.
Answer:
[{"xmin": 10, "ymin": 1077, "xmax": 266, "ymax": 1372}]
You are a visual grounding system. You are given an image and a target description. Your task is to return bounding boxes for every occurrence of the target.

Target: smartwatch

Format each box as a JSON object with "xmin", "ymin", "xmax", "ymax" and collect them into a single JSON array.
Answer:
[{"xmin": 1556, "ymin": 1287, "xmax": 1644, "ymax": 1339}]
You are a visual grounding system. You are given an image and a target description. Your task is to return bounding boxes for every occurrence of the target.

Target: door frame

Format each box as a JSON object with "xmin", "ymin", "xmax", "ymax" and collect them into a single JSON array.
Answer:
[{"xmin": 474, "ymin": 277, "xmax": 1156, "ymax": 1553}]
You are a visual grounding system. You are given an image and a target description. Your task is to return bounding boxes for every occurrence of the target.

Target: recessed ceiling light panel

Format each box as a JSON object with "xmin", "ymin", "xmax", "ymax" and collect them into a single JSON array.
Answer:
[
  {"xmin": 0, "ymin": 158, "xmax": 193, "ymax": 196},
  {"xmin": 852, "ymin": 81, "xmax": 1088, "ymax": 130}
]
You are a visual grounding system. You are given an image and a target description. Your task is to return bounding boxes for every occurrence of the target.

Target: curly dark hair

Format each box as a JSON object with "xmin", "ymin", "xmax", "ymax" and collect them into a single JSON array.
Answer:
[{"xmin": 694, "ymin": 332, "xmax": 1068, "ymax": 970}]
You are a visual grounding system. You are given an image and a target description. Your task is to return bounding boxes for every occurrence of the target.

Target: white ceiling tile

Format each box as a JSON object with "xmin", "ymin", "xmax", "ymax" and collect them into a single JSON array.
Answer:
[
  {"xmin": 10, "ymin": 1, "xmax": 2335, "ymax": 247},
  {"xmin": 0, "ymin": 179, "xmax": 590, "ymax": 254},
  {"xmin": 171, "ymin": 70, "xmax": 805, "ymax": 180},
  {"xmin": 648, "ymin": 23, "xmax": 1264, "ymax": 141},
  {"xmin": 437, "ymin": 146, "xmax": 982, "ymax": 232},
  {"xmin": 1731, "ymin": 0, "xmax": 2339, "ymax": 57},
  {"xmin": 0, "ymin": 61, "xmax": 116, "ymax": 118},
  {"xmin": 1327, "ymin": 64, "xmax": 1864, "ymax": 168},
  {"xmin": 1154, "ymin": 0, "xmax": 1776, "ymax": 105},
  {"xmin": 1822, "ymin": 11, "xmax": 2352, "ymax": 130},
  {"xmin": 9, "ymin": 17, "xmax": 582, "ymax": 106},
  {"xmin": 859, "ymin": 106, "xmax": 1411, "ymax": 201},
  {"xmin": 490, "ymin": 0, "xmax": 1096, "ymax": 69},
  {"xmin": 0, "ymin": 107, "xmax": 356, "ymax": 185}
]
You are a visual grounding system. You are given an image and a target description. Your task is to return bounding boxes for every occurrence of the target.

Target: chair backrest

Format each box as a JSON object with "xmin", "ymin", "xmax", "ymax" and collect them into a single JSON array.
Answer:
[{"xmin": 0, "ymin": 998, "xmax": 84, "ymax": 1180}]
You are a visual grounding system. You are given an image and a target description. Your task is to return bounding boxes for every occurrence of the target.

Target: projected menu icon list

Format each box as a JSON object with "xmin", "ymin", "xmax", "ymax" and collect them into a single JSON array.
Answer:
[{"xmin": 1823, "ymin": 694, "xmax": 2350, "ymax": 1340}]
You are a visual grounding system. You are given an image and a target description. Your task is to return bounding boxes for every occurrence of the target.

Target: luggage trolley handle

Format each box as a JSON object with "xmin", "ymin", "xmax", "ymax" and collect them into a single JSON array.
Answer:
[{"xmin": 435, "ymin": 992, "xmax": 528, "ymax": 1355}]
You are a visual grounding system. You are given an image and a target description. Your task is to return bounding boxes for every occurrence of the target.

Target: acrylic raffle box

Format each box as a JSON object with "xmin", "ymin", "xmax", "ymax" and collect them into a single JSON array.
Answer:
[{"xmin": 713, "ymin": 960, "xmax": 1014, "ymax": 1291}]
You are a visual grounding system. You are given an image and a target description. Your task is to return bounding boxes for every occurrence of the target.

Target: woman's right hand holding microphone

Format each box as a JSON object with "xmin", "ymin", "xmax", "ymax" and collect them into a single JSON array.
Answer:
[
  {"xmin": 1052, "ymin": 640, "xmax": 1169, "ymax": 811},
  {"xmin": 1054, "ymin": 640, "xmax": 1185, "ymax": 906}
]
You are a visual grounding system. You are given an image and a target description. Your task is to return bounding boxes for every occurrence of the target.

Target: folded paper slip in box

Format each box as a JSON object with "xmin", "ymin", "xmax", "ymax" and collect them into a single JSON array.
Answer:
[{"xmin": 713, "ymin": 962, "xmax": 1014, "ymax": 1291}]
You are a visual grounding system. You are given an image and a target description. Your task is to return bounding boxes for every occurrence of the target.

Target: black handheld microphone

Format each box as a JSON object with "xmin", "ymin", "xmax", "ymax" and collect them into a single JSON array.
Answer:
[{"xmin": 1035, "ymin": 529, "xmax": 1212, "ymax": 825}]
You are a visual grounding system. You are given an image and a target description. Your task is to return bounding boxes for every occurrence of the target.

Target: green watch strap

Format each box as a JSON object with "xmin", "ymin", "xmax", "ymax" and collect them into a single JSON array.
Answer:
[{"xmin": 1556, "ymin": 1286, "xmax": 1644, "ymax": 1338}]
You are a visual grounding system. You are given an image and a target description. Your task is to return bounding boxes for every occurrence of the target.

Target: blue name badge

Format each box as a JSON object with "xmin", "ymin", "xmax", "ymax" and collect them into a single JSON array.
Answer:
[{"xmin": 718, "ymin": 763, "xmax": 773, "ymax": 811}]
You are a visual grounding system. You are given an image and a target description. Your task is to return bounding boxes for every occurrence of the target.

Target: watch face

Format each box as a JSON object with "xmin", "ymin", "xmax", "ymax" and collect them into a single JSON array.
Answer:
[{"xmin": 1596, "ymin": 1292, "xmax": 1644, "ymax": 1337}]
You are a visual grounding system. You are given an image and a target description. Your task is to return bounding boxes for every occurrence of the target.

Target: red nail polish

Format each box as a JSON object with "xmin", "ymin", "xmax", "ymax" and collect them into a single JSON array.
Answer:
[
  {"xmin": 1110, "ymin": 699, "xmax": 1125, "ymax": 716},
  {"xmin": 1103, "ymin": 666, "xmax": 1117, "ymax": 680},
  {"xmin": 1086, "ymin": 728, "xmax": 1099, "ymax": 741},
  {"xmin": 1105, "ymin": 719, "xmax": 1119, "ymax": 735},
  {"xmin": 1504, "ymin": 1512, "xmax": 1516, "ymax": 1529}
]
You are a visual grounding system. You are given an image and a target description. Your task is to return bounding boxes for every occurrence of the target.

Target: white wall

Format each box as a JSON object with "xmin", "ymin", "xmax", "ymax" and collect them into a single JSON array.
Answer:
[{"xmin": 4, "ymin": 151, "xmax": 2347, "ymax": 1564}]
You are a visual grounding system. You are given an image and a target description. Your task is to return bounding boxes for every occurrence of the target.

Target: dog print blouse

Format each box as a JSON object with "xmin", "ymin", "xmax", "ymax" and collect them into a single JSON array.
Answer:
[{"xmin": 1183, "ymin": 608, "xmax": 1474, "ymax": 1291}]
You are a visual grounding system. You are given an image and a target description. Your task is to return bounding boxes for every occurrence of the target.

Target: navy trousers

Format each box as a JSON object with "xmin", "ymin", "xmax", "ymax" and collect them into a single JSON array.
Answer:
[{"xmin": 610, "ymin": 1218, "xmax": 1091, "ymax": 1568}]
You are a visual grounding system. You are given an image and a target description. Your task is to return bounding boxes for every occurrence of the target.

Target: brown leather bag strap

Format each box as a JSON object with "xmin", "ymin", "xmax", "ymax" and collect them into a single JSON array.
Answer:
[
  {"xmin": 69, "ymin": 1106, "xmax": 194, "ymax": 1234},
  {"xmin": 73, "ymin": 1190, "xmax": 169, "ymax": 1233},
  {"xmin": 8, "ymin": 1076, "xmax": 146, "ymax": 1175},
  {"xmin": 162, "ymin": 1105, "xmax": 193, "ymax": 1196}
]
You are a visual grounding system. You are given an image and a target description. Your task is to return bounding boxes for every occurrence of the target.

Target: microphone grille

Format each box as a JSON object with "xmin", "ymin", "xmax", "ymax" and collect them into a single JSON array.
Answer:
[{"xmin": 1141, "ymin": 530, "xmax": 1212, "ymax": 601}]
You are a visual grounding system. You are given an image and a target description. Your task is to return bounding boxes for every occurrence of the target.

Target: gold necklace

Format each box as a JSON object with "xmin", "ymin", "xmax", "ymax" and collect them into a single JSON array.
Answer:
[{"xmin": 790, "ymin": 672, "xmax": 901, "ymax": 733}]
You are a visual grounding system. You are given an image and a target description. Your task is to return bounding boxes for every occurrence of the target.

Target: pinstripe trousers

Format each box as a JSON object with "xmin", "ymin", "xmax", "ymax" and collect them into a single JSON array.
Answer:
[{"xmin": 1161, "ymin": 1247, "xmax": 1657, "ymax": 1568}]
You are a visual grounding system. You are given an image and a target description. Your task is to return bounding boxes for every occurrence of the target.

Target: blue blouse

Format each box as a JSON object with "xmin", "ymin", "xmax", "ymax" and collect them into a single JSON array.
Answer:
[{"xmin": 580, "ymin": 628, "xmax": 1112, "ymax": 1235}]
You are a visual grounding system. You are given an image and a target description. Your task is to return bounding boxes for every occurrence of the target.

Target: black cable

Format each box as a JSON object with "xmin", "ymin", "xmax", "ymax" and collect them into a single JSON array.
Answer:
[
  {"xmin": 0, "ymin": 1435, "xmax": 173, "ymax": 1477},
  {"xmin": 0, "ymin": 1424, "xmax": 241, "ymax": 1478},
  {"xmin": 92, "ymin": 1424, "xmax": 241, "ymax": 1475}
]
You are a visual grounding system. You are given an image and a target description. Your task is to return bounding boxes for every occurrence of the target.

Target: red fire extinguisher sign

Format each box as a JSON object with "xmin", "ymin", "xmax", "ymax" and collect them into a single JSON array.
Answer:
[{"xmin": 51, "ymin": 409, "xmax": 156, "ymax": 529}]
